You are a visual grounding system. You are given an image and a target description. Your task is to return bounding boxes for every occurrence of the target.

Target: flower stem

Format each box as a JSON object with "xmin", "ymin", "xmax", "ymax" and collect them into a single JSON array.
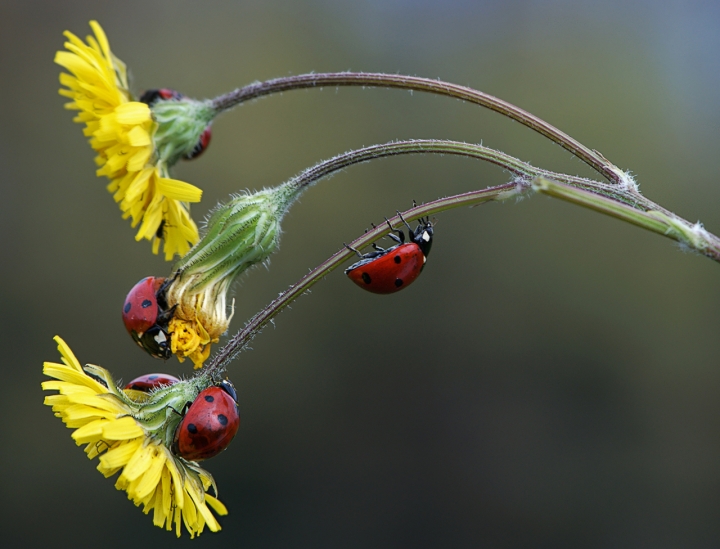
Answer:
[
  {"xmin": 204, "ymin": 182, "xmax": 523, "ymax": 374},
  {"xmin": 202, "ymin": 138, "xmax": 720, "ymax": 375},
  {"xmin": 532, "ymin": 177, "xmax": 720, "ymax": 261},
  {"xmin": 210, "ymin": 72, "xmax": 621, "ymax": 184},
  {"xmin": 279, "ymin": 138, "xmax": 601, "ymax": 200}
]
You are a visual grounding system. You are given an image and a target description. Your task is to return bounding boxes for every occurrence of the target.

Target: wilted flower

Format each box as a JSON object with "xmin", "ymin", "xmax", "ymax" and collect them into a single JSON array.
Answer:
[
  {"xmin": 42, "ymin": 336, "xmax": 228, "ymax": 537},
  {"xmin": 164, "ymin": 182, "xmax": 300, "ymax": 367}
]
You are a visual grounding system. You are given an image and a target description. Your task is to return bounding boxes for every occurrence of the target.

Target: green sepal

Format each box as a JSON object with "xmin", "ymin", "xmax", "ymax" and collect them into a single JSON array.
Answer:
[
  {"xmin": 173, "ymin": 184, "xmax": 298, "ymax": 293},
  {"xmin": 83, "ymin": 363, "xmax": 215, "ymax": 448},
  {"xmin": 151, "ymin": 99, "xmax": 214, "ymax": 166}
]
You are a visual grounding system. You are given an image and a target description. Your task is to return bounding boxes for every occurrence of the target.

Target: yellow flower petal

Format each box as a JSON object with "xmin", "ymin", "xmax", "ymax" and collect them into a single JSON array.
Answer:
[
  {"xmin": 99, "ymin": 437, "xmax": 144, "ymax": 469},
  {"xmin": 102, "ymin": 415, "xmax": 145, "ymax": 440},
  {"xmin": 155, "ymin": 178, "xmax": 203, "ymax": 202}
]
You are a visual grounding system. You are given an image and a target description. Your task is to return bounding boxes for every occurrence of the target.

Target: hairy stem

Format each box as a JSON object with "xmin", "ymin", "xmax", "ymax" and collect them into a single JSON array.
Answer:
[
  {"xmin": 280, "ymin": 139, "xmax": 608, "ymax": 199},
  {"xmin": 204, "ymin": 182, "xmax": 523, "ymax": 374},
  {"xmin": 210, "ymin": 72, "xmax": 621, "ymax": 184},
  {"xmin": 199, "ymin": 128, "xmax": 720, "ymax": 375},
  {"xmin": 533, "ymin": 177, "xmax": 720, "ymax": 261}
]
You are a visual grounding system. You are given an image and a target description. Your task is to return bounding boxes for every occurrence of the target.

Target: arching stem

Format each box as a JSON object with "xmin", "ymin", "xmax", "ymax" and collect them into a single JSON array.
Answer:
[
  {"xmin": 202, "ymin": 142, "xmax": 720, "ymax": 376},
  {"xmin": 210, "ymin": 72, "xmax": 622, "ymax": 184}
]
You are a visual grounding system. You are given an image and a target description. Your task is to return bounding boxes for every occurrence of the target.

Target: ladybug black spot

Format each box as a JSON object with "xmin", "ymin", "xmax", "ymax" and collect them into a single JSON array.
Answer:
[
  {"xmin": 362, "ymin": 272, "xmax": 372, "ymax": 284},
  {"xmin": 217, "ymin": 414, "xmax": 228, "ymax": 426},
  {"xmin": 141, "ymin": 299, "xmax": 152, "ymax": 308},
  {"xmin": 394, "ymin": 255, "xmax": 401, "ymax": 264},
  {"xmin": 395, "ymin": 278, "xmax": 404, "ymax": 288},
  {"xmin": 124, "ymin": 302, "xmax": 132, "ymax": 314},
  {"xmin": 149, "ymin": 375, "xmax": 158, "ymax": 380},
  {"xmin": 187, "ymin": 423, "xmax": 198, "ymax": 434},
  {"xmin": 204, "ymin": 395, "xmax": 214, "ymax": 403}
]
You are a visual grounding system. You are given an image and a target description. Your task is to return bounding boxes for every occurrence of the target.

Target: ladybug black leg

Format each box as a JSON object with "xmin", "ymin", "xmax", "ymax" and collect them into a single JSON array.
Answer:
[
  {"xmin": 384, "ymin": 217, "xmax": 405, "ymax": 243},
  {"xmin": 156, "ymin": 303, "xmax": 178, "ymax": 326},
  {"xmin": 344, "ymin": 243, "xmax": 364, "ymax": 258},
  {"xmin": 372, "ymin": 243, "xmax": 387, "ymax": 252},
  {"xmin": 397, "ymin": 210, "xmax": 414, "ymax": 233},
  {"xmin": 94, "ymin": 440, "xmax": 110, "ymax": 454},
  {"xmin": 168, "ymin": 400, "xmax": 192, "ymax": 418},
  {"xmin": 156, "ymin": 270, "xmax": 180, "ymax": 310}
]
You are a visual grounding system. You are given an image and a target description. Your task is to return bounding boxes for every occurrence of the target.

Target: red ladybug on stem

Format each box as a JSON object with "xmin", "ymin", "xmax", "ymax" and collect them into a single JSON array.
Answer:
[
  {"xmin": 173, "ymin": 380, "xmax": 240, "ymax": 461},
  {"xmin": 138, "ymin": 88, "xmax": 212, "ymax": 159},
  {"xmin": 345, "ymin": 213, "xmax": 433, "ymax": 294},
  {"xmin": 121, "ymin": 276, "xmax": 176, "ymax": 359}
]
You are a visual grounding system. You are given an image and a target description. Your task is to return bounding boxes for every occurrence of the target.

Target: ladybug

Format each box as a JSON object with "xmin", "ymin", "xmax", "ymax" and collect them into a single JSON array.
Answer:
[
  {"xmin": 124, "ymin": 373, "xmax": 180, "ymax": 392},
  {"xmin": 186, "ymin": 125, "xmax": 212, "ymax": 160},
  {"xmin": 173, "ymin": 379, "xmax": 240, "ymax": 461},
  {"xmin": 139, "ymin": 88, "xmax": 212, "ymax": 160},
  {"xmin": 138, "ymin": 88, "xmax": 183, "ymax": 104},
  {"xmin": 345, "ymin": 214, "xmax": 433, "ymax": 294},
  {"xmin": 121, "ymin": 276, "xmax": 176, "ymax": 359}
]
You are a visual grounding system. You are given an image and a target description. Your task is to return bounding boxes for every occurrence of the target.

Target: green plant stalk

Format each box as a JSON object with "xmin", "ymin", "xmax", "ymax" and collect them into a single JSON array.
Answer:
[
  {"xmin": 532, "ymin": 177, "xmax": 720, "ymax": 259},
  {"xmin": 202, "ymin": 146, "xmax": 720, "ymax": 376},
  {"xmin": 203, "ymin": 182, "xmax": 522, "ymax": 374},
  {"xmin": 210, "ymin": 72, "xmax": 622, "ymax": 184}
]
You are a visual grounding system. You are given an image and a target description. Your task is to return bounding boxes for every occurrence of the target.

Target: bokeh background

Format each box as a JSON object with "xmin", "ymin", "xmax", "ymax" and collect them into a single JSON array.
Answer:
[{"xmin": 3, "ymin": 1, "xmax": 720, "ymax": 547}]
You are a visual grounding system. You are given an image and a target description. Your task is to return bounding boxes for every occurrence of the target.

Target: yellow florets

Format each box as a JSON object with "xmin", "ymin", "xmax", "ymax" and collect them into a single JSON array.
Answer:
[
  {"xmin": 55, "ymin": 21, "xmax": 202, "ymax": 259},
  {"xmin": 42, "ymin": 336, "xmax": 227, "ymax": 537}
]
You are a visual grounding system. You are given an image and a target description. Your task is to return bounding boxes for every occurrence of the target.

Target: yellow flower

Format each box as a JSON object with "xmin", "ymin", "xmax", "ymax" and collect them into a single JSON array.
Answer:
[
  {"xmin": 55, "ymin": 21, "xmax": 202, "ymax": 260},
  {"xmin": 42, "ymin": 336, "xmax": 227, "ymax": 537}
]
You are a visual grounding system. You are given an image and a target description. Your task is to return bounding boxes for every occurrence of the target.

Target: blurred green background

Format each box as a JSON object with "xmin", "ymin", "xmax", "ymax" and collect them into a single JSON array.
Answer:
[{"xmin": 3, "ymin": 0, "xmax": 720, "ymax": 547}]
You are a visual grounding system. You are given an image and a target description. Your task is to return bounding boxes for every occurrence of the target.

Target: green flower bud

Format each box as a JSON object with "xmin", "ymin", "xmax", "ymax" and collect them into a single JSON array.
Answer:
[
  {"xmin": 151, "ymin": 98, "xmax": 215, "ymax": 166},
  {"xmin": 165, "ymin": 182, "xmax": 300, "ymax": 367}
]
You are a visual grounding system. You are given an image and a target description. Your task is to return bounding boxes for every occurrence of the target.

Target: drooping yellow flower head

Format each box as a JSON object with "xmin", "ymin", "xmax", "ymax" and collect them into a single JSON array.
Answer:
[
  {"xmin": 42, "ymin": 336, "xmax": 227, "ymax": 537},
  {"xmin": 55, "ymin": 21, "xmax": 203, "ymax": 260}
]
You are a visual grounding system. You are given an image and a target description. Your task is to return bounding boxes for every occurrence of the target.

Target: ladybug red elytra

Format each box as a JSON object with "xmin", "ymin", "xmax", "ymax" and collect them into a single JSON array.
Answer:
[
  {"xmin": 173, "ymin": 380, "xmax": 240, "ymax": 461},
  {"xmin": 345, "ymin": 214, "xmax": 433, "ymax": 294},
  {"xmin": 139, "ymin": 88, "xmax": 183, "ymax": 103},
  {"xmin": 124, "ymin": 373, "xmax": 180, "ymax": 392},
  {"xmin": 121, "ymin": 276, "xmax": 176, "ymax": 359},
  {"xmin": 138, "ymin": 88, "xmax": 212, "ymax": 160}
]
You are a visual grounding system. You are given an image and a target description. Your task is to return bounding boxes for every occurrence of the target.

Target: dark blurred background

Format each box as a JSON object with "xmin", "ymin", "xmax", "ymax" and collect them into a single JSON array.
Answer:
[{"xmin": 3, "ymin": 0, "xmax": 720, "ymax": 547}]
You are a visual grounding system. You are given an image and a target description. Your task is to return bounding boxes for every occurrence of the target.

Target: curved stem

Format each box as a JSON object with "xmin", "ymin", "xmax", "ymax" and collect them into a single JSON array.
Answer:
[
  {"xmin": 204, "ymin": 183, "xmax": 521, "ymax": 375},
  {"xmin": 203, "ymin": 141, "xmax": 720, "ymax": 376},
  {"xmin": 210, "ymin": 72, "xmax": 621, "ymax": 184},
  {"xmin": 283, "ymin": 139, "xmax": 601, "ymax": 194},
  {"xmin": 205, "ymin": 175, "xmax": 720, "ymax": 376}
]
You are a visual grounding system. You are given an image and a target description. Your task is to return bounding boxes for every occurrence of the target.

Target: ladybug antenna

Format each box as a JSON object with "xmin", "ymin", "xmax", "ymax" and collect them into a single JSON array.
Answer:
[{"xmin": 344, "ymin": 243, "xmax": 364, "ymax": 258}]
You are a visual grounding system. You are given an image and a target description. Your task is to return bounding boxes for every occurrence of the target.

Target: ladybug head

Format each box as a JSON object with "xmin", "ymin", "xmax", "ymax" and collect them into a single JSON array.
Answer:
[
  {"xmin": 411, "ymin": 218, "xmax": 433, "ymax": 258},
  {"xmin": 218, "ymin": 379, "xmax": 238, "ymax": 403},
  {"xmin": 131, "ymin": 325, "xmax": 173, "ymax": 360}
]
